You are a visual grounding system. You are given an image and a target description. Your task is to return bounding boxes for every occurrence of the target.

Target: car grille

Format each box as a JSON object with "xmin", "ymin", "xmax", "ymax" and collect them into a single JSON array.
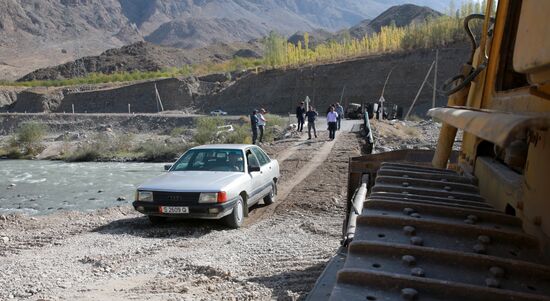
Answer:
[{"xmin": 152, "ymin": 191, "xmax": 200, "ymax": 204}]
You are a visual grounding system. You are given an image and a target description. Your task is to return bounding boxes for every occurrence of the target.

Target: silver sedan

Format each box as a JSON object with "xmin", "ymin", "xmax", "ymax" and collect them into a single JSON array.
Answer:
[{"xmin": 133, "ymin": 144, "xmax": 280, "ymax": 228}]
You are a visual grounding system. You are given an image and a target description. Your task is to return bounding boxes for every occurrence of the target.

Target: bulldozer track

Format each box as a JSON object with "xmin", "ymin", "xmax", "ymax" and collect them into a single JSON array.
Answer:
[{"xmin": 328, "ymin": 163, "xmax": 550, "ymax": 301}]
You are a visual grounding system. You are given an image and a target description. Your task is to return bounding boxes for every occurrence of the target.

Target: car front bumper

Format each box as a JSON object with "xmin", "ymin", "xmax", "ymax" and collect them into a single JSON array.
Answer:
[{"xmin": 132, "ymin": 199, "xmax": 237, "ymax": 220}]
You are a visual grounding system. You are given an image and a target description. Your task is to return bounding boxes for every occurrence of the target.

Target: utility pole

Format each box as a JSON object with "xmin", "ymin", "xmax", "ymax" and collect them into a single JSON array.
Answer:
[
  {"xmin": 378, "ymin": 66, "xmax": 396, "ymax": 120},
  {"xmin": 432, "ymin": 49, "xmax": 439, "ymax": 108},
  {"xmin": 154, "ymin": 84, "xmax": 164, "ymax": 112},
  {"xmin": 339, "ymin": 85, "xmax": 346, "ymax": 104},
  {"xmin": 405, "ymin": 60, "xmax": 436, "ymax": 120}
]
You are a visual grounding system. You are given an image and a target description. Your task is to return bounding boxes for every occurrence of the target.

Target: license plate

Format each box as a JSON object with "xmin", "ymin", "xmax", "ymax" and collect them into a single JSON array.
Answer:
[{"xmin": 160, "ymin": 206, "xmax": 189, "ymax": 214}]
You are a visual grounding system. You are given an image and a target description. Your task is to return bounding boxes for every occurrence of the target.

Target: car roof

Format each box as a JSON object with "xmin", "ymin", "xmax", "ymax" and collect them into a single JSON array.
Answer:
[{"xmin": 191, "ymin": 144, "xmax": 255, "ymax": 151}]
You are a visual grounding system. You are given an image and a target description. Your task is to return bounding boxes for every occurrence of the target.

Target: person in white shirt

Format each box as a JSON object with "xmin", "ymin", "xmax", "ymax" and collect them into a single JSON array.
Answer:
[
  {"xmin": 327, "ymin": 106, "xmax": 339, "ymax": 140},
  {"xmin": 257, "ymin": 108, "xmax": 267, "ymax": 143}
]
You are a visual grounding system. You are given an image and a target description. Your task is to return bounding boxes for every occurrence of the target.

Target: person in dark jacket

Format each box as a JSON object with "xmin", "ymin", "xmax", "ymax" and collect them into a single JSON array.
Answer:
[
  {"xmin": 296, "ymin": 102, "xmax": 306, "ymax": 132},
  {"xmin": 305, "ymin": 106, "xmax": 318, "ymax": 139},
  {"xmin": 250, "ymin": 110, "xmax": 259, "ymax": 144}
]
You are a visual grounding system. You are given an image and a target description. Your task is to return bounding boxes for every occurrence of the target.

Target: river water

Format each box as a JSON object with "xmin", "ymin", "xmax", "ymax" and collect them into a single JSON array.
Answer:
[{"xmin": 0, "ymin": 160, "xmax": 166, "ymax": 215}]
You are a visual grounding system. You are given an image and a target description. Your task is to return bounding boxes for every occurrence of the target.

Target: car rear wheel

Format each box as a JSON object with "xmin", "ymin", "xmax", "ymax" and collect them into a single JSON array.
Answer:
[
  {"xmin": 148, "ymin": 216, "xmax": 167, "ymax": 225},
  {"xmin": 224, "ymin": 196, "xmax": 244, "ymax": 229},
  {"xmin": 263, "ymin": 182, "xmax": 277, "ymax": 205}
]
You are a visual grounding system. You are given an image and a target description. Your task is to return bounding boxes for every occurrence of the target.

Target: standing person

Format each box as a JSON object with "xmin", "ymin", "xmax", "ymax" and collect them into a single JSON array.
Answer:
[
  {"xmin": 250, "ymin": 110, "xmax": 259, "ymax": 145},
  {"xmin": 305, "ymin": 106, "xmax": 318, "ymax": 140},
  {"xmin": 336, "ymin": 102, "xmax": 344, "ymax": 130},
  {"xmin": 257, "ymin": 108, "xmax": 267, "ymax": 143},
  {"xmin": 295, "ymin": 102, "xmax": 306, "ymax": 132},
  {"xmin": 327, "ymin": 106, "xmax": 338, "ymax": 140}
]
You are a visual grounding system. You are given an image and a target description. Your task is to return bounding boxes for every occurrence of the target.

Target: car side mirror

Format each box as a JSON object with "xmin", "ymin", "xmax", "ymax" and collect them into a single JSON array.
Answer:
[
  {"xmin": 164, "ymin": 164, "xmax": 172, "ymax": 171},
  {"xmin": 248, "ymin": 166, "xmax": 261, "ymax": 173}
]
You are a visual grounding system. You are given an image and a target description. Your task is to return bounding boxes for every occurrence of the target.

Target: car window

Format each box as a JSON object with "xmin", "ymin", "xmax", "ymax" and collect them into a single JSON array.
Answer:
[
  {"xmin": 254, "ymin": 147, "xmax": 271, "ymax": 164},
  {"xmin": 251, "ymin": 147, "xmax": 269, "ymax": 166},
  {"xmin": 172, "ymin": 149, "xmax": 244, "ymax": 172},
  {"xmin": 246, "ymin": 150, "xmax": 260, "ymax": 168}
]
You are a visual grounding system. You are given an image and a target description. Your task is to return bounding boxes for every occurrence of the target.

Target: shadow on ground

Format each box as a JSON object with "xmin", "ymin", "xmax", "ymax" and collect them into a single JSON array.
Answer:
[
  {"xmin": 248, "ymin": 262, "xmax": 326, "ymax": 301},
  {"xmin": 92, "ymin": 215, "xmax": 228, "ymax": 238}
]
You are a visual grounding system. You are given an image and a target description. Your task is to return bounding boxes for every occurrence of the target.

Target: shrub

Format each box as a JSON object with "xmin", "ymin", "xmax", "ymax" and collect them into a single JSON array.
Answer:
[
  {"xmin": 222, "ymin": 125, "xmax": 252, "ymax": 144},
  {"xmin": 0, "ymin": 145, "xmax": 24, "ymax": 159},
  {"xmin": 265, "ymin": 114, "xmax": 288, "ymax": 128},
  {"xmin": 65, "ymin": 146, "xmax": 102, "ymax": 162},
  {"xmin": 113, "ymin": 133, "xmax": 135, "ymax": 153},
  {"xmin": 262, "ymin": 114, "xmax": 289, "ymax": 142},
  {"xmin": 14, "ymin": 123, "xmax": 47, "ymax": 156},
  {"xmin": 193, "ymin": 117, "xmax": 225, "ymax": 145},
  {"xmin": 137, "ymin": 143, "xmax": 190, "ymax": 162},
  {"xmin": 64, "ymin": 133, "xmax": 110, "ymax": 162},
  {"xmin": 170, "ymin": 127, "xmax": 187, "ymax": 137}
]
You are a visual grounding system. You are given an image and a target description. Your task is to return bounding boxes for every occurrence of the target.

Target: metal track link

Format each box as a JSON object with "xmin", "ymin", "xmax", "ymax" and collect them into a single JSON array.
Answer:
[{"xmin": 329, "ymin": 164, "xmax": 550, "ymax": 301}]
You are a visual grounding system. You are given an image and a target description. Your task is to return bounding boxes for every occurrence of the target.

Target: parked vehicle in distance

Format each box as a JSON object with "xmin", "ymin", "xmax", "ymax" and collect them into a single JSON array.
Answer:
[
  {"xmin": 210, "ymin": 109, "xmax": 228, "ymax": 116},
  {"xmin": 345, "ymin": 103, "xmax": 363, "ymax": 119},
  {"xmin": 133, "ymin": 144, "xmax": 280, "ymax": 228}
]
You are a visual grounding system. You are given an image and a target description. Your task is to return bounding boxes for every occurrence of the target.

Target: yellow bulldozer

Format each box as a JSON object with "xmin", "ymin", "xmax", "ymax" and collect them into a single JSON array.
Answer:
[{"xmin": 308, "ymin": 0, "xmax": 550, "ymax": 300}]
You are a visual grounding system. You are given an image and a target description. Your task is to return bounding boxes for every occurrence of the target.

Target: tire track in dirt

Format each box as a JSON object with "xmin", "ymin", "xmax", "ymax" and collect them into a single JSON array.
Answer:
[{"xmin": 246, "ymin": 121, "xmax": 356, "ymax": 226}]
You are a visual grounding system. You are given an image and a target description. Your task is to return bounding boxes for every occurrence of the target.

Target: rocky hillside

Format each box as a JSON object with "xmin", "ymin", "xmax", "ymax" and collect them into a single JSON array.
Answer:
[
  {"xmin": 350, "ymin": 4, "xmax": 443, "ymax": 38},
  {"xmin": 19, "ymin": 41, "xmax": 262, "ymax": 82},
  {"xmin": 0, "ymin": 0, "xmax": 448, "ymax": 80},
  {"xmin": 291, "ymin": 4, "xmax": 444, "ymax": 49}
]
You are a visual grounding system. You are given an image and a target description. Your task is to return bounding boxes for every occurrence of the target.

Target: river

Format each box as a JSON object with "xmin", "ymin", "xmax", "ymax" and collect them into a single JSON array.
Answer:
[{"xmin": 0, "ymin": 160, "xmax": 166, "ymax": 215}]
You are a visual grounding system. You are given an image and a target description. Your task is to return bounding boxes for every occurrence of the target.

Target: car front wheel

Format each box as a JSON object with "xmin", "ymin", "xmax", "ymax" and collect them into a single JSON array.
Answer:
[{"xmin": 224, "ymin": 196, "xmax": 244, "ymax": 229}]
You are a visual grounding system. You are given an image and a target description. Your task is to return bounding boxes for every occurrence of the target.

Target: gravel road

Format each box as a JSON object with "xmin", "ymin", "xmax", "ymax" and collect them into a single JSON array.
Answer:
[{"xmin": 0, "ymin": 120, "xmax": 364, "ymax": 301}]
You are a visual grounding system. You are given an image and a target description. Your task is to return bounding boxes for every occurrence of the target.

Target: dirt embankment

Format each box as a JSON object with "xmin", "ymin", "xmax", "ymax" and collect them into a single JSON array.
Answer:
[
  {"xmin": 205, "ymin": 45, "xmax": 470, "ymax": 116},
  {"xmin": 0, "ymin": 113, "xmax": 199, "ymax": 136},
  {"xmin": 1, "ymin": 44, "xmax": 470, "ymax": 116},
  {"xmin": 0, "ymin": 120, "xmax": 365, "ymax": 301}
]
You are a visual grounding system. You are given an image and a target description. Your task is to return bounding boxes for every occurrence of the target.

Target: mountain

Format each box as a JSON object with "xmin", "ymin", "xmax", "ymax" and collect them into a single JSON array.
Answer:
[
  {"xmin": 18, "ymin": 41, "xmax": 263, "ymax": 82},
  {"xmin": 0, "ymin": 0, "xmax": 449, "ymax": 80},
  {"xmin": 289, "ymin": 4, "xmax": 442, "ymax": 49},
  {"xmin": 350, "ymin": 4, "xmax": 443, "ymax": 38},
  {"xmin": 17, "ymin": 3, "xmax": 446, "ymax": 82},
  {"xmin": 145, "ymin": 18, "xmax": 268, "ymax": 49}
]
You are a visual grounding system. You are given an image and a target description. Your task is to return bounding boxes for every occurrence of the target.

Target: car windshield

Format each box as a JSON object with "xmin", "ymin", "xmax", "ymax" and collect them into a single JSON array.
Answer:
[{"xmin": 171, "ymin": 149, "xmax": 244, "ymax": 172}]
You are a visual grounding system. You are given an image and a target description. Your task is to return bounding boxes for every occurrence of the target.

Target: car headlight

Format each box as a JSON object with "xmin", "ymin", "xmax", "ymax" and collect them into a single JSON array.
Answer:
[
  {"xmin": 199, "ymin": 192, "xmax": 227, "ymax": 203},
  {"xmin": 199, "ymin": 192, "xmax": 218, "ymax": 204},
  {"xmin": 137, "ymin": 191, "xmax": 153, "ymax": 202}
]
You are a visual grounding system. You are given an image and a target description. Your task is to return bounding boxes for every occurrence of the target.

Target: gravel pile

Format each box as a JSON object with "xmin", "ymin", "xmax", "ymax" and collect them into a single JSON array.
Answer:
[{"xmin": 371, "ymin": 119, "xmax": 462, "ymax": 153}]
